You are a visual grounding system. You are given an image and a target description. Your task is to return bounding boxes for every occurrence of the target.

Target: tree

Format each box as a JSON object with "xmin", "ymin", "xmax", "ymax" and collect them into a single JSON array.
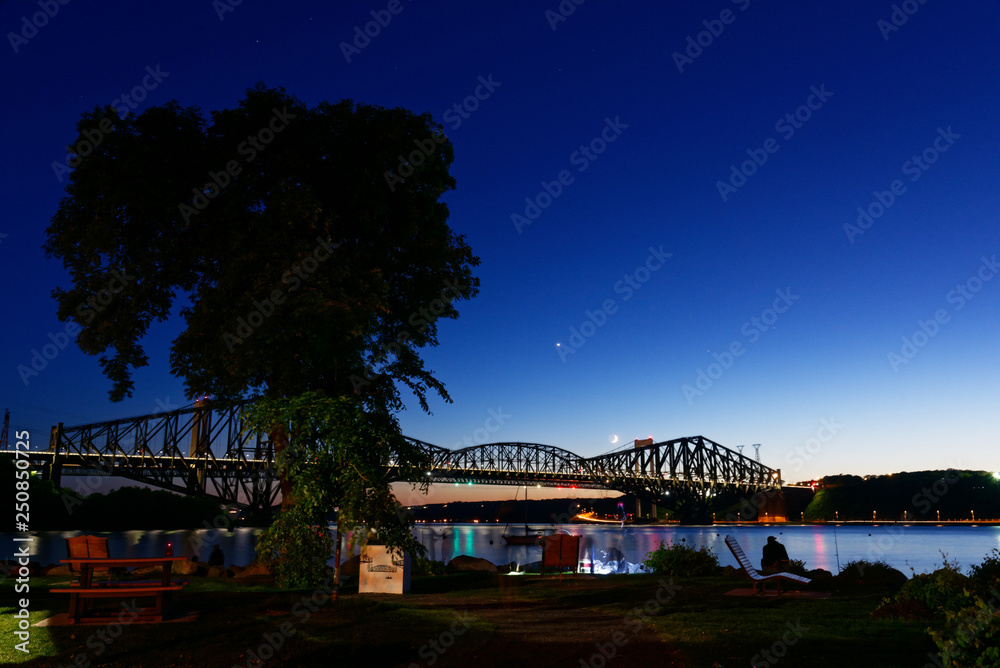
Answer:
[
  {"xmin": 243, "ymin": 392, "xmax": 428, "ymax": 588},
  {"xmin": 44, "ymin": 84, "xmax": 480, "ymax": 584},
  {"xmin": 44, "ymin": 83, "xmax": 479, "ymax": 410}
]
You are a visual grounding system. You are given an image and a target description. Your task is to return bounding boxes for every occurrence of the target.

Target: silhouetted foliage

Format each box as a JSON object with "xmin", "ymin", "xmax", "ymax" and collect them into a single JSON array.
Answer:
[{"xmin": 805, "ymin": 470, "xmax": 1000, "ymax": 521}]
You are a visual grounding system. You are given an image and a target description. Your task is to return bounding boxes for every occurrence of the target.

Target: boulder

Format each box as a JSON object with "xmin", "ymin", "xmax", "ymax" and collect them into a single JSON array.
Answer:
[
  {"xmin": 44, "ymin": 564, "xmax": 71, "ymax": 576},
  {"xmin": 229, "ymin": 564, "xmax": 245, "ymax": 575},
  {"xmin": 233, "ymin": 561, "xmax": 271, "ymax": 578},
  {"xmin": 721, "ymin": 565, "xmax": 741, "ymax": 578},
  {"xmin": 174, "ymin": 559, "xmax": 200, "ymax": 576},
  {"xmin": 448, "ymin": 555, "xmax": 497, "ymax": 573},
  {"xmin": 207, "ymin": 566, "xmax": 228, "ymax": 578}
]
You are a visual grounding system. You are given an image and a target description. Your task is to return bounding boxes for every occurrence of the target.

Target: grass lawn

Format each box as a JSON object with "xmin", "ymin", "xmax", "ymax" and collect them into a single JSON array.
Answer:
[{"xmin": 1, "ymin": 572, "xmax": 938, "ymax": 667}]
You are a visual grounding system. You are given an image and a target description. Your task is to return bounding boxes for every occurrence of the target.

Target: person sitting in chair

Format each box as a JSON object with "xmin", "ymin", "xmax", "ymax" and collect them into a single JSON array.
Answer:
[{"xmin": 761, "ymin": 535, "xmax": 789, "ymax": 572}]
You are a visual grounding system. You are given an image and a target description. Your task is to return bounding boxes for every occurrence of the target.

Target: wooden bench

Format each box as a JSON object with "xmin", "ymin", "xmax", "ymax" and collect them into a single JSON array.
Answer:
[
  {"xmin": 53, "ymin": 556, "xmax": 189, "ymax": 623},
  {"xmin": 51, "ymin": 585, "xmax": 185, "ymax": 623},
  {"xmin": 62, "ymin": 579, "xmax": 189, "ymax": 587},
  {"xmin": 724, "ymin": 535, "xmax": 811, "ymax": 596}
]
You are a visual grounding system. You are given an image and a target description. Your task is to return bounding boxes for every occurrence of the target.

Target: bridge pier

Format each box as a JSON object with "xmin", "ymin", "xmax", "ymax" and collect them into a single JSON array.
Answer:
[
  {"xmin": 189, "ymin": 401, "xmax": 208, "ymax": 493},
  {"xmin": 44, "ymin": 423, "xmax": 63, "ymax": 488}
]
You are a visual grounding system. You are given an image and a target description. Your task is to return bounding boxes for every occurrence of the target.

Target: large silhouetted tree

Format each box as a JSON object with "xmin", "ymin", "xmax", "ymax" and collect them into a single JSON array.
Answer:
[{"xmin": 44, "ymin": 84, "xmax": 479, "ymax": 584}]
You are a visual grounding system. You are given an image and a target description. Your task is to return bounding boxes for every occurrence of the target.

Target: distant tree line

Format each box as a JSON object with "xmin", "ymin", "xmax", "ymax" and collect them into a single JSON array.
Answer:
[
  {"xmin": 2, "ymin": 455, "xmax": 225, "ymax": 531},
  {"xmin": 805, "ymin": 470, "xmax": 1000, "ymax": 521}
]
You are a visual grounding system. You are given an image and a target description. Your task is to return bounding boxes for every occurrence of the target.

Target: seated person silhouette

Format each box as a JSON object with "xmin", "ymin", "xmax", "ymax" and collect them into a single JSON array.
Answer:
[
  {"xmin": 760, "ymin": 535, "xmax": 789, "ymax": 572},
  {"xmin": 208, "ymin": 545, "xmax": 225, "ymax": 568}
]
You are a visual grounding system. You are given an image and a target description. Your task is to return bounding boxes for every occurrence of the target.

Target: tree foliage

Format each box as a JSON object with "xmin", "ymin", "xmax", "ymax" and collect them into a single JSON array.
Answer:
[
  {"xmin": 44, "ymin": 83, "xmax": 479, "ymax": 412},
  {"xmin": 44, "ymin": 84, "xmax": 480, "ymax": 586},
  {"xmin": 243, "ymin": 391, "xmax": 428, "ymax": 587}
]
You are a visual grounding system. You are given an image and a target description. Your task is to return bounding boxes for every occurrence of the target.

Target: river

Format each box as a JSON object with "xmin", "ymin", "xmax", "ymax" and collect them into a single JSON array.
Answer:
[{"xmin": 5, "ymin": 523, "xmax": 1000, "ymax": 576}]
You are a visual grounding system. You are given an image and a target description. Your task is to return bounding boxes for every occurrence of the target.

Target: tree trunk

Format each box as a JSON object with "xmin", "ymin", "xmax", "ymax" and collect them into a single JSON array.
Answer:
[
  {"xmin": 332, "ymin": 508, "xmax": 341, "ymax": 602},
  {"xmin": 270, "ymin": 424, "xmax": 294, "ymax": 508}
]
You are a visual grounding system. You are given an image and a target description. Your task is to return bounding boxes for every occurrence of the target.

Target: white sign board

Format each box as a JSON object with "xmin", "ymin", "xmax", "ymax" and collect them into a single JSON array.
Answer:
[{"xmin": 358, "ymin": 545, "xmax": 410, "ymax": 594}]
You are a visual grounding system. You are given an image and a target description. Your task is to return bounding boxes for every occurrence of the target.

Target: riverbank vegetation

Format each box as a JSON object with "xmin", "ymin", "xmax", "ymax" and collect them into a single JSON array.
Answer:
[
  {"xmin": 2, "ymin": 568, "xmax": 939, "ymax": 667},
  {"xmin": 1, "ymin": 455, "xmax": 226, "ymax": 531},
  {"xmin": 805, "ymin": 470, "xmax": 1000, "ymax": 521}
]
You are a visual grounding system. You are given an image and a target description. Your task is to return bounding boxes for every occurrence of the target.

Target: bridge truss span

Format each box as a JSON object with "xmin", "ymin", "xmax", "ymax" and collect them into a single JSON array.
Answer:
[
  {"xmin": 416, "ymin": 442, "xmax": 604, "ymax": 488},
  {"xmin": 4, "ymin": 402, "xmax": 781, "ymax": 513}
]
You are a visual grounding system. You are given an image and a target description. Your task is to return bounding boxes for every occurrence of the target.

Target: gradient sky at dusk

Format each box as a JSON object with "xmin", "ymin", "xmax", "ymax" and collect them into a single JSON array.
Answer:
[{"xmin": 2, "ymin": 1, "xmax": 999, "ymax": 505}]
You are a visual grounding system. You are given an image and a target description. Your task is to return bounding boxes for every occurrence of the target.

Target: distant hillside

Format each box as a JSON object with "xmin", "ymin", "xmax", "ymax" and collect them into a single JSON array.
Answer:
[{"xmin": 805, "ymin": 470, "xmax": 1000, "ymax": 521}]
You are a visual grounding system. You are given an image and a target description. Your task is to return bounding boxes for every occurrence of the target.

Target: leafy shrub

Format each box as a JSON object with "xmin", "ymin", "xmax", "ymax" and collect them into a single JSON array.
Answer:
[
  {"xmin": 256, "ymin": 505, "xmax": 334, "ymax": 589},
  {"xmin": 784, "ymin": 558, "xmax": 810, "ymax": 577},
  {"xmin": 839, "ymin": 558, "xmax": 902, "ymax": 584},
  {"xmin": 891, "ymin": 555, "xmax": 971, "ymax": 616},
  {"xmin": 929, "ymin": 594, "xmax": 1000, "ymax": 667},
  {"xmin": 413, "ymin": 557, "xmax": 447, "ymax": 577},
  {"xmin": 968, "ymin": 548, "xmax": 1000, "ymax": 596},
  {"xmin": 643, "ymin": 539, "xmax": 719, "ymax": 577}
]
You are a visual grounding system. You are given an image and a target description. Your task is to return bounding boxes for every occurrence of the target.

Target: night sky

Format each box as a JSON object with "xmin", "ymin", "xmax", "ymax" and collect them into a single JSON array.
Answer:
[{"xmin": 3, "ymin": 1, "xmax": 999, "ymax": 504}]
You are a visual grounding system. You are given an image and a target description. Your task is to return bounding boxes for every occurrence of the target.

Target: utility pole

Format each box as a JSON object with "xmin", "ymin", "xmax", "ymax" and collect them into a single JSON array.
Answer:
[{"xmin": 0, "ymin": 409, "xmax": 9, "ymax": 450}]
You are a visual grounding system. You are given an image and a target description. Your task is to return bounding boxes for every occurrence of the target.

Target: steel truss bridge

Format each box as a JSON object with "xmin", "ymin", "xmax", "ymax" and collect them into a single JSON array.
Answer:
[{"xmin": 7, "ymin": 402, "xmax": 781, "ymax": 515}]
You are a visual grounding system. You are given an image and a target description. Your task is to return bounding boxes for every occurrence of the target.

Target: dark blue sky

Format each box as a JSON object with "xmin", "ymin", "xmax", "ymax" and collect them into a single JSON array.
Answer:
[{"xmin": 3, "ymin": 1, "xmax": 999, "ymax": 503}]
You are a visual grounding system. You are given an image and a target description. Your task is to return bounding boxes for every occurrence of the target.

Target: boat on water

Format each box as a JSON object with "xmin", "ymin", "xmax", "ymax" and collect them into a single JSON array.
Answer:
[
  {"xmin": 500, "ymin": 486, "xmax": 551, "ymax": 546},
  {"xmin": 501, "ymin": 531, "xmax": 546, "ymax": 546}
]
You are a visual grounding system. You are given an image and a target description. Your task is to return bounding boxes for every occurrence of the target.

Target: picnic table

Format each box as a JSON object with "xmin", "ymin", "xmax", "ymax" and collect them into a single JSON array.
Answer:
[{"xmin": 52, "ymin": 556, "xmax": 188, "ymax": 623}]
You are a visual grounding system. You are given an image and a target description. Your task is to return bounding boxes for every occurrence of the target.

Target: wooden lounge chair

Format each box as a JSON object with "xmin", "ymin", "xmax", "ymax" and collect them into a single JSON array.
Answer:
[{"xmin": 724, "ymin": 535, "xmax": 811, "ymax": 595}]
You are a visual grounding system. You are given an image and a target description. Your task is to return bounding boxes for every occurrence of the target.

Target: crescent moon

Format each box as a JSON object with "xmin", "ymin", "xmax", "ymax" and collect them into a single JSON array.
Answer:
[{"xmin": 609, "ymin": 434, "xmax": 619, "ymax": 444}]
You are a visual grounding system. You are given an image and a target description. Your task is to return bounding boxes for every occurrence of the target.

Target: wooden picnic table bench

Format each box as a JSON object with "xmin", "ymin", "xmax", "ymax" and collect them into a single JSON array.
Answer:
[{"xmin": 54, "ymin": 557, "xmax": 189, "ymax": 623}]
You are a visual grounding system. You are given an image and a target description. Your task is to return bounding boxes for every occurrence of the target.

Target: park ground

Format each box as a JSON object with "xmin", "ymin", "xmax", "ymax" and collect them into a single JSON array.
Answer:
[{"xmin": 2, "ymin": 571, "xmax": 938, "ymax": 667}]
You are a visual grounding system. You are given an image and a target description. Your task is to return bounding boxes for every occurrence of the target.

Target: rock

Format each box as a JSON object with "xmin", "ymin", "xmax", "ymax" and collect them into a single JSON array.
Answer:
[
  {"xmin": 340, "ymin": 555, "xmax": 361, "ymax": 577},
  {"xmin": 233, "ymin": 561, "xmax": 271, "ymax": 578},
  {"xmin": 229, "ymin": 564, "xmax": 245, "ymax": 575},
  {"xmin": 133, "ymin": 566, "xmax": 163, "ymax": 577},
  {"xmin": 174, "ymin": 559, "xmax": 200, "ymax": 576},
  {"xmin": 44, "ymin": 564, "xmax": 71, "ymax": 576},
  {"xmin": 721, "ymin": 565, "xmax": 741, "ymax": 578},
  {"xmin": 448, "ymin": 555, "xmax": 497, "ymax": 573},
  {"xmin": 207, "ymin": 566, "xmax": 227, "ymax": 578}
]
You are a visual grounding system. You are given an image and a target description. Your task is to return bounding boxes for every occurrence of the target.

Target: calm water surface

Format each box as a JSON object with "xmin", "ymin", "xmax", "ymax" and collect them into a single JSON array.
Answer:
[{"xmin": 5, "ymin": 524, "xmax": 1000, "ymax": 575}]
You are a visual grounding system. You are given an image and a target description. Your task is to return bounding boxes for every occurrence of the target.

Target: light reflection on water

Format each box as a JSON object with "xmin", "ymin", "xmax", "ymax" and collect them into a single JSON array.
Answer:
[
  {"xmin": 413, "ymin": 523, "xmax": 1000, "ymax": 575},
  {"xmin": 5, "ymin": 524, "xmax": 999, "ymax": 575}
]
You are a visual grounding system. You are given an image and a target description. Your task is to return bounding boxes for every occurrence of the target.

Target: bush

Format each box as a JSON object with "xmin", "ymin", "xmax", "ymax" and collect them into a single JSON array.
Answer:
[
  {"xmin": 929, "ymin": 594, "xmax": 1000, "ymax": 667},
  {"xmin": 784, "ymin": 558, "xmax": 810, "ymax": 577},
  {"xmin": 255, "ymin": 505, "xmax": 334, "ymax": 589},
  {"xmin": 891, "ymin": 555, "xmax": 971, "ymax": 616},
  {"xmin": 413, "ymin": 557, "xmax": 447, "ymax": 577},
  {"xmin": 643, "ymin": 539, "xmax": 719, "ymax": 577},
  {"xmin": 839, "ymin": 558, "xmax": 901, "ymax": 583},
  {"xmin": 968, "ymin": 548, "xmax": 1000, "ymax": 596}
]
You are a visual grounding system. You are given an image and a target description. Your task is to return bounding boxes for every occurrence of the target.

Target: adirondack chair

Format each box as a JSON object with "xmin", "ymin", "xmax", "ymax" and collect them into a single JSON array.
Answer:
[
  {"xmin": 724, "ymin": 535, "xmax": 810, "ymax": 595},
  {"xmin": 66, "ymin": 535, "xmax": 121, "ymax": 584},
  {"xmin": 540, "ymin": 533, "xmax": 580, "ymax": 575}
]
